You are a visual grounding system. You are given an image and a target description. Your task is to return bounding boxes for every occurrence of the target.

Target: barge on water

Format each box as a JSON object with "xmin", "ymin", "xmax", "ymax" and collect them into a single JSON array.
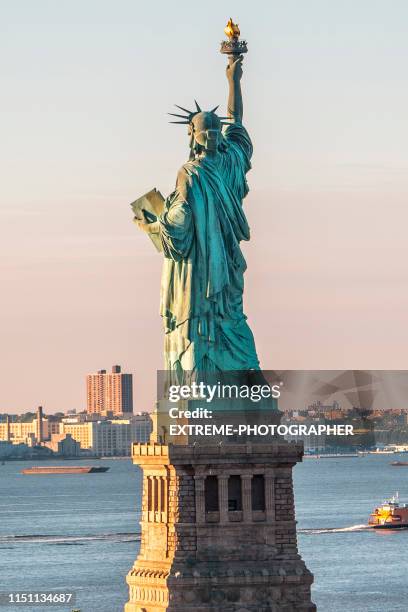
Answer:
[{"xmin": 21, "ymin": 466, "xmax": 109, "ymax": 475}]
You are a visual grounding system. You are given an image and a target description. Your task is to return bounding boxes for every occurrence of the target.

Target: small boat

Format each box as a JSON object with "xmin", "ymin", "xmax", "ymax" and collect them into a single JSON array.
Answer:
[
  {"xmin": 368, "ymin": 493, "xmax": 408, "ymax": 528},
  {"xmin": 391, "ymin": 461, "xmax": 408, "ymax": 466},
  {"xmin": 21, "ymin": 465, "xmax": 109, "ymax": 475}
]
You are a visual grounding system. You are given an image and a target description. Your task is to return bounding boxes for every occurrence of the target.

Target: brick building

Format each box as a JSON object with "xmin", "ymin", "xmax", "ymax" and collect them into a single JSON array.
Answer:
[{"xmin": 86, "ymin": 365, "xmax": 133, "ymax": 415}]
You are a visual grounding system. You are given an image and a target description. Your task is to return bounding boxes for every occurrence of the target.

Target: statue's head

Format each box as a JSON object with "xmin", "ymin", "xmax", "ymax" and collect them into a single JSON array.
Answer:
[
  {"xmin": 169, "ymin": 101, "xmax": 230, "ymax": 158},
  {"xmin": 190, "ymin": 111, "xmax": 222, "ymax": 152}
]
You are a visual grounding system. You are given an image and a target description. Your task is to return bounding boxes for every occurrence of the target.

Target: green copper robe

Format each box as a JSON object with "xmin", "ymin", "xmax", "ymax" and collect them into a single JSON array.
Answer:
[{"xmin": 157, "ymin": 122, "xmax": 260, "ymax": 374}]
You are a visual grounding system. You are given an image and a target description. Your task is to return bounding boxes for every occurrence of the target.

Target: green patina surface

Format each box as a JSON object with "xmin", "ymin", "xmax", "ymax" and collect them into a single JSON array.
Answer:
[
  {"xmin": 158, "ymin": 121, "xmax": 259, "ymax": 373},
  {"xmin": 136, "ymin": 56, "xmax": 263, "ymax": 378}
]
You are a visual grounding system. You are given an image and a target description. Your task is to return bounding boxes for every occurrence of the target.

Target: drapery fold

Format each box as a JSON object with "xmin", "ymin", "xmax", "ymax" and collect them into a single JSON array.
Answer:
[{"xmin": 157, "ymin": 123, "xmax": 260, "ymax": 372}]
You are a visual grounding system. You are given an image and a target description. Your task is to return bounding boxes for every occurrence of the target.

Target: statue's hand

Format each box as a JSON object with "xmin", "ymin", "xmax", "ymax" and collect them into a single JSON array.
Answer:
[
  {"xmin": 134, "ymin": 217, "xmax": 159, "ymax": 234},
  {"xmin": 226, "ymin": 55, "xmax": 243, "ymax": 82}
]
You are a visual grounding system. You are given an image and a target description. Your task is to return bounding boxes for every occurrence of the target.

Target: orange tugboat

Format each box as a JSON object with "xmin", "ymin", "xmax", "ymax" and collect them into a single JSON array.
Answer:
[{"xmin": 368, "ymin": 493, "xmax": 408, "ymax": 528}]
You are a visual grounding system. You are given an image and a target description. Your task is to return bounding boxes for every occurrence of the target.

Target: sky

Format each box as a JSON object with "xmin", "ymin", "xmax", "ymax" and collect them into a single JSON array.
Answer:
[{"xmin": 1, "ymin": 1, "xmax": 408, "ymax": 414}]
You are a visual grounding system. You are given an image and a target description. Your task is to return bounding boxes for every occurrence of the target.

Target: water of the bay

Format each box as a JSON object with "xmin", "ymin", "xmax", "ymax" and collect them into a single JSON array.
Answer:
[{"xmin": 0, "ymin": 454, "xmax": 407, "ymax": 612}]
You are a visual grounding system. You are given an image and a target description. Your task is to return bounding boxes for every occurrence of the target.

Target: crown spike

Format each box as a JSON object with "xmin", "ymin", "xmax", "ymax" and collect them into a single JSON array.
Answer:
[
  {"xmin": 194, "ymin": 100, "xmax": 202, "ymax": 112},
  {"xmin": 210, "ymin": 105, "xmax": 220, "ymax": 113},
  {"xmin": 169, "ymin": 120, "xmax": 190, "ymax": 124},
  {"xmin": 168, "ymin": 112, "xmax": 191, "ymax": 119},
  {"xmin": 175, "ymin": 104, "xmax": 194, "ymax": 114}
]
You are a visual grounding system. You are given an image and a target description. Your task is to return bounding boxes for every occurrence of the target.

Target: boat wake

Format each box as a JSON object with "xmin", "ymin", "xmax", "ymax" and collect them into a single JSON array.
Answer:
[
  {"xmin": 299, "ymin": 524, "xmax": 370, "ymax": 535},
  {"xmin": 0, "ymin": 532, "xmax": 140, "ymax": 545}
]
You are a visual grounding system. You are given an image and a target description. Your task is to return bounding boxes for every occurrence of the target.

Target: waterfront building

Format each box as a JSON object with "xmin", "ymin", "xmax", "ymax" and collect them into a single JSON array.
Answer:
[
  {"xmin": 112, "ymin": 414, "xmax": 152, "ymax": 444},
  {"xmin": 44, "ymin": 433, "xmax": 80, "ymax": 457},
  {"xmin": 283, "ymin": 418, "xmax": 327, "ymax": 453},
  {"xmin": 0, "ymin": 407, "xmax": 49, "ymax": 446},
  {"xmin": 86, "ymin": 365, "xmax": 133, "ymax": 415},
  {"xmin": 59, "ymin": 420, "xmax": 94, "ymax": 450},
  {"xmin": 47, "ymin": 418, "xmax": 62, "ymax": 436},
  {"xmin": 60, "ymin": 413, "xmax": 152, "ymax": 456},
  {"xmin": 0, "ymin": 441, "xmax": 14, "ymax": 457},
  {"xmin": 0, "ymin": 440, "xmax": 31, "ymax": 458}
]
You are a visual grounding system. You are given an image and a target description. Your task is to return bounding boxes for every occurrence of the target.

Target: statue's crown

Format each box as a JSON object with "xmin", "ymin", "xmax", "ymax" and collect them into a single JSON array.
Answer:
[{"xmin": 168, "ymin": 101, "xmax": 230, "ymax": 127}]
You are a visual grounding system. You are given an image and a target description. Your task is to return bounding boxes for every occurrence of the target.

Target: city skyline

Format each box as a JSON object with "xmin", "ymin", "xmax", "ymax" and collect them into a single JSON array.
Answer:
[
  {"xmin": 2, "ymin": 1, "xmax": 408, "ymax": 413},
  {"xmin": 0, "ymin": 364, "xmax": 136, "ymax": 416},
  {"xmin": 0, "ymin": 404, "xmax": 152, "ymax": 457}
]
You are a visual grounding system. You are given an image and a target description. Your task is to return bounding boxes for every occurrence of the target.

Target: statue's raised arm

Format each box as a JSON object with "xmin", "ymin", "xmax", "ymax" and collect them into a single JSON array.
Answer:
[
  {"xmin": 221, "ymin": 20, "xmax": 252, "ymax": 165},
  {"xmin": 226, "ymin": 55, "xmax": 244, "ymax": 123}
]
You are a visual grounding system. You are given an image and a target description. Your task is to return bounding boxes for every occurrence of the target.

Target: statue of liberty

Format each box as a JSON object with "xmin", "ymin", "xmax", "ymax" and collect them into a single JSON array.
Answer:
[
  {"xmin": 125, "ymin": 24, "xmax": 315, "ymax": 612},
  {"xmin": 135, "ymin": 47, "xmax": 260, "ymax": 378}
]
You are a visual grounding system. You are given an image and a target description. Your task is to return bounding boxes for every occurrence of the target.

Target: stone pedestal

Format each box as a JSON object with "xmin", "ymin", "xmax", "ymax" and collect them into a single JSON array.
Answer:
[{"xmin": 125, "ymin": 441, "xmax": 316, "ymax": 611}]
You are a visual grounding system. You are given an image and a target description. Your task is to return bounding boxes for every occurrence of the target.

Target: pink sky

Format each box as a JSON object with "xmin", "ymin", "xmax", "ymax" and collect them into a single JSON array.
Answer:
[{"xmin": 2, "ymin": 1, "xmax": 408, "ymax": 414}]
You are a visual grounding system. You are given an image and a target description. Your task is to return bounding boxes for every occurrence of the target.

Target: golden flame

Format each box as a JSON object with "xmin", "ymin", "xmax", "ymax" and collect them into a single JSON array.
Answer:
[{"xmin": 224, "ymin": 18, "xmax": 240, "ymax": 40}]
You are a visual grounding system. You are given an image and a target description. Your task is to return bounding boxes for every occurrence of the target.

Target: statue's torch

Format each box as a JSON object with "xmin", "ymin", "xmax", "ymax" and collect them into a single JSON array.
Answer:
[{"xmin": 220, "ymin": 18, "xmax": 248, "ymax": 65}]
